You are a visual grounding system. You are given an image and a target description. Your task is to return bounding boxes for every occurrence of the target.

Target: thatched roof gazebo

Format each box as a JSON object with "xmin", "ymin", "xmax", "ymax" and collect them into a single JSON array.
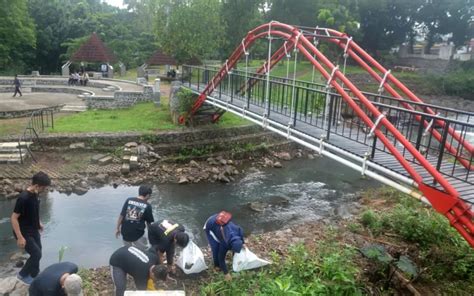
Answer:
[
  {"xmin": 71, "ymin": 32, "xmax": 117, "ymax": 63},
  {"xmin": 147, "ymin": 49, "xmax": 177, "ymax": 66}
]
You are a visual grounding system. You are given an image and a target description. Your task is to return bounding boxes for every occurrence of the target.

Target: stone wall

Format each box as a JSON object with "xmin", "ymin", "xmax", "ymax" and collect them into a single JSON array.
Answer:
[
  {"xmin": 86, "ymin": 86, "xmax": 157, "ymax": 109},
  {"xmin": 0, "ymin": 78, "xmax": 117, "ymax": 90},
  {"xmin": 3, "ymin": 125, "xmax": 266, "ymax": 149},
  {"xmin": 0, "ymin": 105, "xmax": 64, "ymax": 119}
]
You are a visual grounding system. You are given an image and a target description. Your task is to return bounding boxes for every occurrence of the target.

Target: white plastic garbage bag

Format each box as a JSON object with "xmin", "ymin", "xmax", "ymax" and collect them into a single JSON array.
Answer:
[
  {"xmin": 232, "ymin": 247, "xmax": 271, "ymax": 272},
  {"xmin": 176, "ymin": 241, "xmax": 208, "ymax": 274}
]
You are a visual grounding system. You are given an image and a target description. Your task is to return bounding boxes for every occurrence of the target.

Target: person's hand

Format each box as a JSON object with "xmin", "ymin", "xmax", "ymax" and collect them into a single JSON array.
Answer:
[
  {"xmin": 39, "ymin": 222, "xmax": 44, "ymax": 233},
  {"xmin": 224, "ymin": 273, "xmax": 232, "ymax": 281},
  {"xmin": 17, "ymin": 236, "xmax": 26, "ymax": 248},
  {"xmin": 115, "ymin": 228, "xmax": 121, "ymax": 239}
]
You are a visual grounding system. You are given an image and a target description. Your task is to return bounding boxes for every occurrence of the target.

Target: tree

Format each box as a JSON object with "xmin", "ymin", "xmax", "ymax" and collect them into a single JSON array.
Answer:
[
  {"xmin": 154, "ymin": 0, "xmax": 225, "ymax": 63},
  {"xmin": 358, "ymin": 0, "xmax": 420, "ymax": 55},
  {"xmin": 221, "ymin": 0, "xmax": 264, "ymax": 58},
  {"xmin": 0, "ymin": 0, "xmax": 36, "ymax": 73},
  {"xmin": 265, "ymin": 0, "xmax": 318, "ymax": 27}
]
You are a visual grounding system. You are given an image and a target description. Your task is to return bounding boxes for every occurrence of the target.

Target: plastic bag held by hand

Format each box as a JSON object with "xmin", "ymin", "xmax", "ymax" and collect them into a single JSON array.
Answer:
[
  {"xmin": 232, "ymin": 247, "xmax": 271, "ymax": 272},
  {"xmin": 176, "ymin": 241, "xmax": 208, "ymax": 274}
]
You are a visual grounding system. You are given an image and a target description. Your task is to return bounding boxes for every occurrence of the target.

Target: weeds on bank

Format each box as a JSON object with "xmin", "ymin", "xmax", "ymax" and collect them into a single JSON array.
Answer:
[
  {"xmin": 201, "ymin": 238, "xmax": 362, "ymax": 295},
  {"xmin": 77, "ymin": 269, "xmax": 99, "ymax": 295},
  {"xmin": 356, "ymin": 189, "xmax": 474, "ymax": 293}
]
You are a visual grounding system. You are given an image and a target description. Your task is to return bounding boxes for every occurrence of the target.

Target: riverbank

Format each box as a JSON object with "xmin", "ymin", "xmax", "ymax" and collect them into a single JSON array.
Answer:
[{"xmin": 48, "ymin": 189, "xmax": 474, "ymax": 295}]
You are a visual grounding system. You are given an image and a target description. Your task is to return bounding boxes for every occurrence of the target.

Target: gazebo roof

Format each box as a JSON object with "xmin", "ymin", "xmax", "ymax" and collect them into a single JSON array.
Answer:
[
  {"xmin": 71, "ymin": 33, "xmax": 117, "ymax": 63},
  {"xmin": 147, "ymin": 49, "xmax": 177, "ymax": 65}
]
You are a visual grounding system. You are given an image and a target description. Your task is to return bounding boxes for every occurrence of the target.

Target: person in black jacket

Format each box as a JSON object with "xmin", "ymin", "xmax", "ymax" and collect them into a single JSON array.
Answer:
[
  {"xmin": 148, "ymin": 219, "xmax": 189, "ymax": 273},
  {"xmin": 109, "ymin": 246, "xmax": 165, "ymax": 296},
  {"xmin": 11, "ymin": 172, "xmax": 51, "ymax": 285},
  {"xmin": 29, "ymin": 262, "xmax": 83, "ymax": 296}
]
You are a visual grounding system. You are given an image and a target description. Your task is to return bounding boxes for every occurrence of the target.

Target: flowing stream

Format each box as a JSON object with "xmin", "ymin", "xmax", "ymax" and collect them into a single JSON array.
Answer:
[{"xmin": 0, "ymin": 157, "xmax": 378, "ymax": 271}]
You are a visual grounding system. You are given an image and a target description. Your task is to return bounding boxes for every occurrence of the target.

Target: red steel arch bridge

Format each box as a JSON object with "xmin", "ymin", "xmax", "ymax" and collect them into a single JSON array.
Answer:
[{"xmin": 179, "ymin": 22, "xmax": 474, "ymax": 248}]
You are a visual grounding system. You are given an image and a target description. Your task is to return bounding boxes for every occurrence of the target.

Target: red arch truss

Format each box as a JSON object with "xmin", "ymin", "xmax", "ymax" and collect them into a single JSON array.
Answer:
[{"xmin": 181, "ymin": 22, "xmax": 474, "ymax": 247}]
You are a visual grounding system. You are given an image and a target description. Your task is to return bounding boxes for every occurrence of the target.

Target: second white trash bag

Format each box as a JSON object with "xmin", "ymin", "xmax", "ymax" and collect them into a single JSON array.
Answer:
[
  {"xmin": 232, "ymin": 247, "xmax": 271, "ymax": 272},
  {"xmin": 176, "ymin": 241, "xmax": 208, "ymax": 274}
]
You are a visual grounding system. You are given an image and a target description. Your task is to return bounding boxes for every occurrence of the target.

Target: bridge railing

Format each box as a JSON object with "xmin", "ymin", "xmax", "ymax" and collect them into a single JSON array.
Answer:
[{"xmin": 182, "ymin": 65, "xmax": 473, "ymax": 186}]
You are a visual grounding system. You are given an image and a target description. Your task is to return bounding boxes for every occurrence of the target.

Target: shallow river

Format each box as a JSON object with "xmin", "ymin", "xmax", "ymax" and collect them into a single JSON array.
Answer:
[{"xmin": 0, "ymin": 157, "xmax": 378, "ymax": 270}]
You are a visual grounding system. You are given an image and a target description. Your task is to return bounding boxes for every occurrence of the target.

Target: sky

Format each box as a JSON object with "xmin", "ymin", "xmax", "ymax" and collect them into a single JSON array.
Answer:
[{"xmin": 103, "ymin": 0, "xmax": 126, "ymax": 8}]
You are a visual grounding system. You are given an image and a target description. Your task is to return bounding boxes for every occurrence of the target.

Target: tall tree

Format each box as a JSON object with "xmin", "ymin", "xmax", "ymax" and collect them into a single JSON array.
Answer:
[
  {"xmin": 0, "ymin": 0, "xmax": 36, "ymax": 73},
  {"xmin": 266, "ymin": 0, "xmax": 318, "ymax": 27},
  {"xmin": 221, "ymin": 0, "xmax": 263, "ymax": 58},
  {"xmin": 154, "ymin": 0, "xmax": 225, "ymax": 63}
]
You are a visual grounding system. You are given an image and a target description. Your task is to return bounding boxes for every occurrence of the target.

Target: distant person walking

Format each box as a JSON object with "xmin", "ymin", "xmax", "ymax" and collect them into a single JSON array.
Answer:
[
  {"xmin": 115, "ymin": 185, "xmax": 154, "ymax": 250},
  {"xmin": 12, "ymin": 75, "xmax": 22, "ymax": 97},
  {"xmin": 11, "ymin": 172, "xmax": 51, "ymax": 285}
]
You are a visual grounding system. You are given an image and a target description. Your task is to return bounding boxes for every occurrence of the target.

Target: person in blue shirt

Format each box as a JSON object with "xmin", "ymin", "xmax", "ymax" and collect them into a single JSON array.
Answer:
[{"xmin": 204, "ymin": 211, "xmax": 244, "ymax": 281}]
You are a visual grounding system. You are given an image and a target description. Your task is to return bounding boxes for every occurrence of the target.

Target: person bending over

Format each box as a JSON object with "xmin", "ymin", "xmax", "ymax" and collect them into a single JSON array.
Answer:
[
  {"xmin": 109, "ymin": 246, "xmax": 163, "ymax": 296},
  {"xmin": 204, "ymin": 211, "xmax": 244, "ymax": 281},
  {"xmin": 148, "ymin": 219, "xmax": 189, "ymax": 273},
  {"xmin": 29, "ymin": 262, "xmax": 83, "ymax": 296}
]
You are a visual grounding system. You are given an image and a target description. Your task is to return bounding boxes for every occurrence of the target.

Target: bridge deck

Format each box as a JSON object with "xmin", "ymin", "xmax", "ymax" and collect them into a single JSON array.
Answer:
[{"xmin": 187, "ymin": 84, "xmax": 474, "ymax": 205}]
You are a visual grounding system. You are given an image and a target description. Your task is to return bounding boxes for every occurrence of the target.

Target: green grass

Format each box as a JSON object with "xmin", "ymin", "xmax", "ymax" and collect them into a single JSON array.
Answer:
[
  {"xmin": 50, "ymin": 101, "xmax": 176, "ymax": 133},
  {"xmin": 49, "ymin": 100, "xmax": 250, "ymax": 134}
]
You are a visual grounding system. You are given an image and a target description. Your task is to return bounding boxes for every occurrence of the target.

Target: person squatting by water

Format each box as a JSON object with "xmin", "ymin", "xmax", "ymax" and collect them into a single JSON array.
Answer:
[
  {"xmin": 109, "ymin": 246, "xmax": 168, "ymax": 296},
  {"xmin": 148, "ymin": 219, "xmax": 189, "ymax": 274},
  {"xmin": 13, "ymin": 74, "xmax": 22, "ymax": 97},
  {"xmin": 29, "ymin": 262, "xmax": 83, "ymax": 296},
  {"xmin": 116, "ymin": 185, "xmax": 154, "ymax": 250},
  {"xmin": 11, "ymin": 172, "xmax": 51, "ymax": 285},
  {"xmin": 204, "ymin": 211, "xmax": 245, "ymax": 281}
]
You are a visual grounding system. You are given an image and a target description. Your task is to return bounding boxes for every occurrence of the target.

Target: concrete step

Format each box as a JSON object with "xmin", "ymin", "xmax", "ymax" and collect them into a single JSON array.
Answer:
[
  {"xmin": 61, "ymin": 105, "xmax": 87, "ymax": 112},
  {"xmin": 0, "ymin": 152, "xmax": 29, "ymax": 164},
  {"xmin": 0, "ymin": 142, "xmax": 33, "ymax": 152}
]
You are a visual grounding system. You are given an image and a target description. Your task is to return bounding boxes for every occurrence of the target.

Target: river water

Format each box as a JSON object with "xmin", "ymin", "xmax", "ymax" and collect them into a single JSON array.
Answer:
[{"xmin": 0, "ymin": 157, "xmax": 377, "ymax": 270}]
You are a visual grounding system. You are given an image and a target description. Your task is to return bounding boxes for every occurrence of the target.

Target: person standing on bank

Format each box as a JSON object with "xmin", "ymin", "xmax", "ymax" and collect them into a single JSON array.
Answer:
[
  {"xmin": 148, "ymin": 219, "xmax": 189, "ymax": 273},
  {"xmin": 116, "ymin": 185, "xmax": 154, "ymax": 250},
  {"xmin": 204, "ymin": 211, "xmax": 244, "ymax": 281},
  {"xmin": 11, "ymin": 172, "xmax": 51, "ymax": 285},
  {"xmin": 29, "ymin": 262, "xmax": 83, "ymax": 296},
  {"xmin": 12, "ymin": 74, "xmax": 22, "ymax": 97},
  {"xmin": 109, "ymin": 246, "xmax": 166, "ymax": 296}
]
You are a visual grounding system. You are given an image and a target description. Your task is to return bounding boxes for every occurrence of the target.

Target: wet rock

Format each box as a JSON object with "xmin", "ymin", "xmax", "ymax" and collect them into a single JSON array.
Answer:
[
  {"xmin": 149, "ymin": 151, "xmax": 161, "ymax": 159},
  {"xmin": 3, "ymin": 179, "xmax": 13, "ymax": 186},
  {"xmin": 295, "ymin": 151, "xmax": 303, "ymax": 158},
  {"xmin": 218, "ymin": 174, "xmax": 230, "ymax": 183},
  {"xmin": 274, "ymin": 152, "xmax": 292, "ymax": 161},
  {"xmin": 224, "ymin": 165, "xmax": 235, "ymax": 176},
  {"xmin": 69, "ymin": 142, "xmax": 85, "ymax": 149},
  {"xmin": 91, "ymin": 154, "xmax": 106, "ymax": 163},
  {"xmin": 219, "ymin": 159, "xmax": 227, "ymax": 165},
  {"xmin": 124, "ymin": 142, "xmax": 138, "ymax": 148},
  {"xmin": 14, "ymin": 184, "xmax": 24, "ymax": 193},
  {"xmin": 121, "ymin": 163, "xmax": 130, "ymax": 175},
  {"xmin": 0, "ymin": 277, "xmax": 18, "ymax": 294},
  {"xmin": 269, "ymin": 196, "xmax": 290, "ymax": 206},
  {"xmin": 10, "ymin": 252, "xmax": 27, "ymax": 262},
  {"xmin": 187, "ymin": 176, "xmax": 195, "ymax": 182},
  {"xmin": 178, "ymin": 176, "xmax": 189, "ymax": 184},
  {"xmin": 308, "ymin": 154, "xmax": 315, "ymax": 160},
  {"xmin": 137, "ymin": 144, "xmax": 148, "ymax": 155},
  {"xmin": 189, "ymin": 160, "xmax": 199, "ymax": 168},
  {"xmin": 248, "ymin": 202, "xmax": 265, "ymax": 212},
  {"xmin": 207, "ymin": 157, "xmax": 217, "ymax": 165},
  {"xmin": 210, "ymin": 167, "xmax": 220, "ymax": 174},
  {"xmin": 273, "ymin": 161, "xmax": 283, "ymax": 168},
  {"xmin": 264, "ymin": 158, "xmax": 274, "ymax": 167},
  {"xmin": 93, "ymin": 174, "xmax": 108, "ymax": 183},
  {"xmin": 73, "ymin": 186, "xmax": 88, "ymax": 195},
  {"xmin": 232, "ymin": 169, "xmax": 239, "ymax": 175}
]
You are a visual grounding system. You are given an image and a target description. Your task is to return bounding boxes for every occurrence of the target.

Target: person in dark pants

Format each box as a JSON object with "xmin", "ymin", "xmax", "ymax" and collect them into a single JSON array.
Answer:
[
  {"xmin": 29, "ymin": 262, "xmax": 83, "ymax": 296},
  {"xmin": 12, "ymin": 74, "xmax": 22, "ymax": 97},
  {"xmin": 109, "ymin": 246, "xmax": 165, "ymax": 296},
  {"xmin": 148, "ymin": 219, "xmax": 189, "ymax": 273},
  {"xmin": 115, "ymin": 185, "xmax": 154, "ymax": 250},
  {"xmin": 204, "ymin": 211, "xmax": 244, "ymax": 281},
  {"xmin": 11, "ymin": 172, "xmax": 51, "ymax": 285}
]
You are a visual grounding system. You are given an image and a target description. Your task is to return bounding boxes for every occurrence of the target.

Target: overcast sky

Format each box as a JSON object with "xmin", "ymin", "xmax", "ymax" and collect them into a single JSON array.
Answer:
[{"xmin": 104, "ymin": 0, "xmax": 126, "ymax": 8}]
